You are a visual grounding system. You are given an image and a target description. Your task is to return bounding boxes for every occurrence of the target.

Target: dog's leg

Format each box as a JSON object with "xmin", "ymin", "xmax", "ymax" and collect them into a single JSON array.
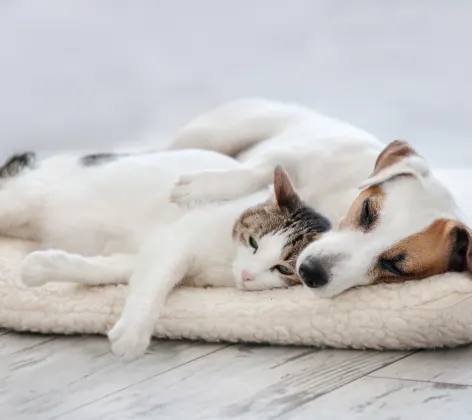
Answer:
[
  {"xmin": 167, "ymin": 99, "xmax": 312, "ymax": 204},
  {"xmin": 167, "ymin": 98, "xmax": 310, "ymax": 156},
  {"xmin": 21, "ymin": 250, "xmax": 135, "ymax": 287}
]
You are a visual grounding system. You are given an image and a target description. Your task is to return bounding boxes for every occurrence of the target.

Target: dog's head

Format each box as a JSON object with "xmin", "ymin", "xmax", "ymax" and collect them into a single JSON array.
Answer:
[{"xmin": 297, "ymin": 140, "xmax": 472, "ymax": 297}]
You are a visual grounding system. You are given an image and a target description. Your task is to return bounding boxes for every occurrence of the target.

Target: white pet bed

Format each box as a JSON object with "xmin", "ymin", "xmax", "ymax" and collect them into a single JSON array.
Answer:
[{"xmin": 1, "ymin": 170, "xmax": 472, "ymax": 350}]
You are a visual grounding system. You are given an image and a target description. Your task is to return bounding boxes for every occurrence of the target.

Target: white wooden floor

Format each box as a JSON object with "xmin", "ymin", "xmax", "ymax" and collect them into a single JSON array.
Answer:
[{"xmin": 2, "ymin": 330, "xmax": 472, "ymax": 420}]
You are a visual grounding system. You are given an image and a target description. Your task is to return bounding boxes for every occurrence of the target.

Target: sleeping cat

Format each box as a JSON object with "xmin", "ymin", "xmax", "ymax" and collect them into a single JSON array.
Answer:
[
  {"xmin": 18, "ymin": 160, "xmax": 330, "ymax": 359},
  {"xmin": 21, "ymin": 164, "xmax": 330, "ymax": 291}
]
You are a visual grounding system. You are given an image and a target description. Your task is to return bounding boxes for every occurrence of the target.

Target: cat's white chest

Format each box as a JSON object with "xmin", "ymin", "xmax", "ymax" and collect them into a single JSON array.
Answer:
[
  {"xmin": 178, "ymin": 202, "xmax": 246, "ymax": 288},
  {"xmin": 182, "ymin": 263, "xmax": 234, "ymax": 287},
  {"xmin": 185, "ymin": 235, "xmax": 236, "ymax": 287}
]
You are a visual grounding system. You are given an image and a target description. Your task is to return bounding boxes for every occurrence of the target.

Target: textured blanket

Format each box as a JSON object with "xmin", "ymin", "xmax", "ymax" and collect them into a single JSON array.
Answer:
[{"xmin": 1, "ymin": 169, "xmax": 472, "ymax": 350}]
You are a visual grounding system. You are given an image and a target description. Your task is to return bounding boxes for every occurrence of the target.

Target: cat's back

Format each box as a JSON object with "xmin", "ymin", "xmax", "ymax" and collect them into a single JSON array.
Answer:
[{"xmin": 30, "ymin": 149, "xmax": 238, "ymax": 207}]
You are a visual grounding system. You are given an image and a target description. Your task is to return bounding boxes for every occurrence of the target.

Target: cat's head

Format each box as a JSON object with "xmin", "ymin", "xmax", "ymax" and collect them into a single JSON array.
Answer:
[{"xmin": 232, "ymin": 165, "xmax": 332, "ymax": 290}]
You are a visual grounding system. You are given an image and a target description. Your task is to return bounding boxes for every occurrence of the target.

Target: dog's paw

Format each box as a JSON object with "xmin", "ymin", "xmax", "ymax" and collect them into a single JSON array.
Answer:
[
  {"xmin": 169, "ymin": 172, "xmax": 226, "ymax": 205},
  {"xmin": 108, "ymin": 318, "xmax": 152, "ymax": 361},
  {"xmin": 20, "ymin": 251, "xmax": 65, "ymax": 287}
]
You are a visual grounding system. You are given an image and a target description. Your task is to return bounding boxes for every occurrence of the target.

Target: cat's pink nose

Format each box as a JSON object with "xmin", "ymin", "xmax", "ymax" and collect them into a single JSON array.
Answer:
[{"xmin": 241, "ymin": 269, "xmax": 252, "ymax": 282}]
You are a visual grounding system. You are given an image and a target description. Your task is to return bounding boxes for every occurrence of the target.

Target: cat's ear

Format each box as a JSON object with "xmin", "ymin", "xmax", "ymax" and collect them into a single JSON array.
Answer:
[{"xmin": 273, "ymin": 165, "xmax": 300, "ymax": 211}]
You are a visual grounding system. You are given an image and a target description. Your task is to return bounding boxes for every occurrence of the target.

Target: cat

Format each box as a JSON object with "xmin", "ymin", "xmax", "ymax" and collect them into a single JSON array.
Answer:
[
  {"xmin": 18, "ymin": 161, "xmax": 331, "ymax": 360},
  {"xmin": 21, "ymin": 165, "xmax": 330, "ymax": 293},
  {"xmin": 6, "ymin": 139, "xmax": 329, "ymax": 294}
]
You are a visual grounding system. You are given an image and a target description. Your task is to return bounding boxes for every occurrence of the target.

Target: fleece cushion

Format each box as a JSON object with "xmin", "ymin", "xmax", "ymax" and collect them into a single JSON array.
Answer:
[{"xmin": 1, "ymin": 169, "xmax": 472, "ymax": 350}]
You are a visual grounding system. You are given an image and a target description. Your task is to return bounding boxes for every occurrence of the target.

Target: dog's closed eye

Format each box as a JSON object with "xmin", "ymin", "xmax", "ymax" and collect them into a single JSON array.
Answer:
[
  {"xmin": 360, "ymin": 198, "xmax": 375, "ymax": 230},
  {"xmin": 379, "ymin": 254, "xmax": 408, "ymax": 276}
]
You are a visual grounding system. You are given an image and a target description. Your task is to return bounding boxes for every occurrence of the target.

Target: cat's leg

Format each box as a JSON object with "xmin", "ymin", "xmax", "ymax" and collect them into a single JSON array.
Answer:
[
  {"xmin": 108, "ymin": 227, "xmax": 190, "ymax": 360},
  {"xmin": 20, "ymin": 250, "xmax": 134, "ymax": 287},
  {"xmin": 169, "ymin": 148, "xmax": 299, "ymax": 204}
]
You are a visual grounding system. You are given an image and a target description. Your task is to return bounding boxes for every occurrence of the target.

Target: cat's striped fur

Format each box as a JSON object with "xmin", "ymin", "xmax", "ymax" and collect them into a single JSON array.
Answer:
[{"xmin": 233, "ymin": 166, "xmax": 331, "ymax": 287}]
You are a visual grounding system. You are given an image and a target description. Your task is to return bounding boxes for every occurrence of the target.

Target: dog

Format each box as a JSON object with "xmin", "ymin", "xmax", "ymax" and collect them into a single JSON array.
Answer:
[{"xmin": 168, "ymin": 98, "xmax": 471, "ymax": 297}]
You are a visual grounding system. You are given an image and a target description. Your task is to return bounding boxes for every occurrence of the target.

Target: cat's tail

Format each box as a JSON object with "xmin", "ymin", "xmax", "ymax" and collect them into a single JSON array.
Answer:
[
  {"xmin": 0, "ymin": 152, "xmax": 37, "ymax": 179},
  {"xmin": 166, "ymin": 98, "xmax": 314, "ymax": 157}
]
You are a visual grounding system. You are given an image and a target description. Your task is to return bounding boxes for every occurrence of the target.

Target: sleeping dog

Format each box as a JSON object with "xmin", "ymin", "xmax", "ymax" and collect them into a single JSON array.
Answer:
[{"xmin": 168, "ymin": 98, "xmax": 471, "ymax": 297}]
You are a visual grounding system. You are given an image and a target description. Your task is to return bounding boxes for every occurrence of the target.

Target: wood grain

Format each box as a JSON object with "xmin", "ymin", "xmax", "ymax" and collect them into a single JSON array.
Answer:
[
  {"xmin": 4, "ymin": 332, "xmax": 472, "ymax": 420},
  {"xmin": 56, "ymin": 345, "xmax": 407, "ymax": 420},
  {"xmin": 284, "ymin": 376, "xmax": 472, "ymax": 420},
  {"xmin": 0, "ymin": 331, "xmax": 56, "ymax": 355},
  {"xmin": 371, "ymin": 345, "xmax": 472, "ymax": 385},
  {"xmin": 1, "ymin": 334, "xmax": 227, "ymax": 420}
]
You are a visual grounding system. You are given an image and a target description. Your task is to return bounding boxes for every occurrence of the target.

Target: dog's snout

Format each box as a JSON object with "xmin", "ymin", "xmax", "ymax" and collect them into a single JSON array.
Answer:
[{"xmin": 298, "ymin": 258, "xmax": 329, "ymax": 288}]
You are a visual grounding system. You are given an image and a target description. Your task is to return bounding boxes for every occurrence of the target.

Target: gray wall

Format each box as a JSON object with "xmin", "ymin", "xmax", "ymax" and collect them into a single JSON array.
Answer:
[{"xmin": 0, "ymin": 1, "xmax": 471, "ymax": 167}]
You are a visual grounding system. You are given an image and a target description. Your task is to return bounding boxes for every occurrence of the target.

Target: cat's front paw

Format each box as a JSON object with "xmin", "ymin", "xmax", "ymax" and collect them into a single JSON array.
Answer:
[
  {"xmin": 108, "ymin": 317, "xmax": 153, "ymax": 361},
  {"xmin": 169, "ymin": 171, "xmax": 226, "ymax": 205},
  {"xmin": 20, "ymin": 251, "xmax": 62, "ymax": 287}
]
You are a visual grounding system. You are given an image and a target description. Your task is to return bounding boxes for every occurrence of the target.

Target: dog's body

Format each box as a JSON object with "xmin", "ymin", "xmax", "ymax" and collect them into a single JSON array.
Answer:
[
  {"xmin": 168, "ymin": 98, "xmax": 471, "ymax": 297},
  {"xmin": 169, "ymin": 98, "xmax": 383, "ymax": 225}
]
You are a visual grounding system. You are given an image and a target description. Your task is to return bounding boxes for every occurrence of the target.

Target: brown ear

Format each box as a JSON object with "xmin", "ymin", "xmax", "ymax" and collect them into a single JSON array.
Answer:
[
  {"xmin": 372, "ymin": 140, "xmax": 418, "ymax": 176},
  {"xmin": 358, "ymin": 140, "xmax": 430, "ymax": 189},
  {"xmin": 448, "ymin": 224, "xmax": 472, "ymax": 273},
  {"xmin": 273, "ymin": 165, "xmax": 300, "ymax": 211}
]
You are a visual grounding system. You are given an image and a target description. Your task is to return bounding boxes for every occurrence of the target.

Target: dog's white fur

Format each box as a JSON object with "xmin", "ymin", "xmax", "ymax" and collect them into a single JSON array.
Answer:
[
  {"xmin": 169, "ymin": 98, "xmax": 382, "ymax": 224},
  {"xmin": 298, "ymin": 165, "xmax": 463, "ymax": 297},
  {"xmin": 168, "ymin": 98, "xmax": 468, "ymax": 297}
]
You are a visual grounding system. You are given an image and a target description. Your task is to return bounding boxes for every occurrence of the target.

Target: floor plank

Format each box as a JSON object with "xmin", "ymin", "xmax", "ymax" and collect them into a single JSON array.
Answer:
[
  {"xmin": 283, "ymin": 376, "xmax": 472, "ymax": 420},
  {"xmin": 0, "ymin": 331, "xmax": 56, "ymax": 355},
  {"xmin": 370, "ymin": 345, "xmax": 472, "ymax": 385},
  {"xmin": 57, "ymin": 346, "xmax": 408, "ymax": 420},
  {"xmin": 1, "ymin": 334, "xmax": 227, "ymax": 420},
  {"xmin": 0, "ymin": 328, "xmax": 10, "ymax": 336}
]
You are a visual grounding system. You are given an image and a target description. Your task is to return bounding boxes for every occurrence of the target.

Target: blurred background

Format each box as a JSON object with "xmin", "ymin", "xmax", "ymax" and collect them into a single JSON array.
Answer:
[{"xmin": 0, "ymin": 0, "xmax": 471, "ymax": 167}]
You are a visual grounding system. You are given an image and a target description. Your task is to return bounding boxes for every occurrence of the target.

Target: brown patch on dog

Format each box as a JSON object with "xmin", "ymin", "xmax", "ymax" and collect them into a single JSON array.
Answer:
[
  {"xmin": 338, "ymin": 185, "xmax": 385, "ymax": 231},
  {"xmin": 371, "ymin": 219, "xmax": 472, "ymax": 284},
  {"xmin": 372, "ymin": 140, "xmax": 417, "ymax": 176}
]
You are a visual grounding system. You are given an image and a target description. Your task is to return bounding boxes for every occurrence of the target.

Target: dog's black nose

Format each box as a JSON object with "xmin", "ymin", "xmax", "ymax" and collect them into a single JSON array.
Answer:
[{"xmin": 298, "ymin": 258, "xmax": 329, "ymax": 288}]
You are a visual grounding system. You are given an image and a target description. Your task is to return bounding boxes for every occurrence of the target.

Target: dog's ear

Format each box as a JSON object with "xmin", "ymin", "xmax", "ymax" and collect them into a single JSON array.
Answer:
[
  {"xmin": 448, "ymin": 224, "xmax": 472, "ymax": 274},
  {"xmin": 273, "ymin": 165, "xmax": 300, "ymax": 211},
  {"xmin": 358, "ymin": 140, "xmax": 430, "ymax": 189}
]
